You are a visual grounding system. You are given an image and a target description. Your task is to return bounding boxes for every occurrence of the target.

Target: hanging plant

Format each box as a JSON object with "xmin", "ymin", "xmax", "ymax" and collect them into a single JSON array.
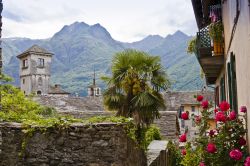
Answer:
[
  {"xmin": 209, "ymin": 21, "xmax": 224, "ymax": 43},
  {"xmin": 187, "ymin": 36, "xmax": 197, "ymax": 55}
]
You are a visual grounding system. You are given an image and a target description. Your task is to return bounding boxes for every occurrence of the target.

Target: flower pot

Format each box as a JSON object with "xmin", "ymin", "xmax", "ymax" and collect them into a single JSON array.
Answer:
[{"xmin": 213, "ymin": 41, "xmax": 224, "ymax": 56}]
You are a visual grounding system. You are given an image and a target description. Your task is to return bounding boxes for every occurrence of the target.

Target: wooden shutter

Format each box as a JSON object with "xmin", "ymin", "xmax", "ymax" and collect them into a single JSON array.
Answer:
[
  {"xmin": 220, "ymin": 76, "xmax": 226, "ymax": 101},
  {"xmin": 228, "ymin": 52, "xmax": 238, "ymax": 113}
]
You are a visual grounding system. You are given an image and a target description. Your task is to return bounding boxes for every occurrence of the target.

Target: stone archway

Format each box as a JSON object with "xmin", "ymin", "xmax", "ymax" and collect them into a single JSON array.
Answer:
[{"xmin": 37, "ymin": 90, "xmax": 42, "ymax": 95}]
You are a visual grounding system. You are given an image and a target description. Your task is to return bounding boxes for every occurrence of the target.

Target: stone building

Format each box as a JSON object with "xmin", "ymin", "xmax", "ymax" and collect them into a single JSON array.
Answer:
[
  {"xmin": 164, "ymin": 91, "xmax": 215, "ymax": 139},
  {"xmin": 17, "ymin": 45, "xmax": 53, "ymax": 95}
]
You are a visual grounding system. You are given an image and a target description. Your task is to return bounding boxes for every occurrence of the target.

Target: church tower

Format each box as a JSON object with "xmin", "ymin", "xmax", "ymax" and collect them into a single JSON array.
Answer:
[
  {"xmin": 17, "ymin": 45, "xmax": 53, "ymax": 95},
  {"xmin": 87, "ymin": 70, "xmax": 101, "ymax": 97}
]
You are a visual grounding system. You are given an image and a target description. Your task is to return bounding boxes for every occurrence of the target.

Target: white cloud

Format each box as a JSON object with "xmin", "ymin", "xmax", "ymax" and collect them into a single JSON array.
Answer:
[{"xmin": 2, "ymin": 0, "xmax": 197, "ymax": 42}]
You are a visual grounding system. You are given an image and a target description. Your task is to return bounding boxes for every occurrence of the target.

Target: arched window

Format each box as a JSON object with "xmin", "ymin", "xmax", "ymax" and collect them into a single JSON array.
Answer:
[{"xmin": 37, "ymin": 91, "xmax": 42, "ymax": 95}]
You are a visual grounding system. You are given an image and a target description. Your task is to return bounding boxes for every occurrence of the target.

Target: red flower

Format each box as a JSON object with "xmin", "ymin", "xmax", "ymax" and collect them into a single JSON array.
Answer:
[
  {"xmin": 206, "ymin": 143, "xmax": 217, "ymax": 153},
  {"xmin": 179, "ymin": 134, "xmax": 187, "ymax": 142},
  {"xmin": 214, "ymin": 108, "xmax": 218, "ymax": 113},
  {"xmin": 219, "ymin": 101, "xmax": 230, "ymax": 111},
  {"xmin": 209, "ymin": 130, "xmax": 215, "ymax": 137},
  {"xmin": 244, "ymin": 157, "xmax": 250, "ymax": 166},
  {"xmin": 197, "ymin": 95, "xmax": 204, "ymax": 102},
  {"xmin": 201, "ymin": 100, "xmax": 209, "ymax": 109},
  {"xmin": 195, "ymin": 116, "xmax": 201, "ymax": 124},
  {"xmin": 239, "ymin": 137, "xmax": 247, "ymax": 146},
  {"xmin": 215, "ymin": 112, "xmax": 227, "ymax": 122},
  {"xmin": 229, "ymin": 111, "xmax": 236, "ymax": 121},
  {"xmin": 241, "ymin": 106, "xmax": 247, "ymax": 113},
  {"xmin": 181, "ymin": 112, "xmax": 189, "ymax": 120},
  {"xmin": 229, "ymin": 149, "xmax": 243, "ymax": 160},
  {"xmin": 199, "ymin": 162, "xmax": 205, "ymax": 166},
  {"xmin": 181, "ymin": 149, "xmax": 186, "ymax": 155}
]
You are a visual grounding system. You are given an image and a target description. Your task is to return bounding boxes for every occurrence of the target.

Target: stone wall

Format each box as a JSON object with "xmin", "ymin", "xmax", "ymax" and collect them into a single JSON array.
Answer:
[
  {"xmin": 0, "ymin": 122, "xmax": 146, "ymax": 166},
  {"xmin": 154, "ymin": 111, "xmax": 178, "ymax": 139}
]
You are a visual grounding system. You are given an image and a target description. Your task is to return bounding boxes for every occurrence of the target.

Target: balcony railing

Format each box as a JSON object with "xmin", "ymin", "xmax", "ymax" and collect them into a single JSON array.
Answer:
[{"xmin": 195, "ymin": 25, "xmax": 224, "ymax": 85}]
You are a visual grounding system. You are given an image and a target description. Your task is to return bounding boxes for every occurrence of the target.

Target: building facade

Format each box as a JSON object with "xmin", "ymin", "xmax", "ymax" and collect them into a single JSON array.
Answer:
[
  {"xmin": 17, "ymin": 45, "xmax": 53, "ymax": 95},
  {"xmin": 164, "ymin": 91, "xmax": 215, "ymax": 138},
  {"xmin": 191, "ymin": 0, "xmax": 250, "ymax": 146}
]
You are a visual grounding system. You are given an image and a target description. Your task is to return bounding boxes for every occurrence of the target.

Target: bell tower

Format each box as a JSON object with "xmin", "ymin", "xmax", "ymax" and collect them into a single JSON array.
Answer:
[{"xmin": 17, "ymin": 45, "xmax": 53, "ymax": 95}]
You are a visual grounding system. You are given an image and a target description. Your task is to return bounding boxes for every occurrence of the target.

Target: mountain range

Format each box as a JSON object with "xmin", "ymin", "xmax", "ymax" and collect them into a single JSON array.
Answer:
[{"xmin": 2, "ymin": 21, "xmax": 204, "ymax": 96}]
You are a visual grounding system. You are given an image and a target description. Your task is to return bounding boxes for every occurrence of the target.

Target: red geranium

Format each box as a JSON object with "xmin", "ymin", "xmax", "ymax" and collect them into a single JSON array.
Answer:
[
  {"xmin": 215, "ymin": 112, "xmax": 227, "ymax": 123},
  {"xmin": 201, "ymin": 100, "xmax": 209, "ymax": 109},
  {"xmin": 244, "ymin": 157, "xmax": 250, "ymax": 166},
  {"xmin": 219, "ymin": 101, "xmax": 230, "ymax": 111},
  {"xmin": 229, "ymin": 149, "xmax": 243, "ymax": 160},
  {"xmin": 214, "ymin": 108, "xmax": 218, "ymax": 113},
  {"xmin": 206, "ymin": 143, "xmax": 217, "ymax": 153},
  {"xmin": 197, "ymin": 95, "xmax": 204, "ymax": 102},
  {"xmin": 181, "ymin": 112, "xmax": 189, "ymax": 120},
  {"xmin": 239, "ymin": 137, "xmax": 247, "ymax": 146},
  {"xmin": 199, "ymin": 162, "xmax": 205, "ymax": 166},
  {"xmin": 179, "ymin": 134, "xmax": 187, "ymax": 142},
  {"xmin": 181, "ymin": 149, "xmax": 186, "ymax": 155},
  {"xmin": 229, "ymin": 111, "xmax": 236, "ymax": 121},
  {"xmin": 241, "ymin": 106, "xmax": 247, "ymax": 113}
]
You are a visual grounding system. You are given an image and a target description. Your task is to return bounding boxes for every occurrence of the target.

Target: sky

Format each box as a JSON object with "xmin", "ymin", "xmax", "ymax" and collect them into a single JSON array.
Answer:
[{"xmin": 2, "ymin": 0, "xmax": 197, "ymax": 42}]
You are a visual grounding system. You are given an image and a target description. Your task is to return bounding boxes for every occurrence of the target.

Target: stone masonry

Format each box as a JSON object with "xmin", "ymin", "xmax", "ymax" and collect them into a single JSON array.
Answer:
[{"xmin": 0, "ymin": 122, "xmax": 146, "ymax": 166}]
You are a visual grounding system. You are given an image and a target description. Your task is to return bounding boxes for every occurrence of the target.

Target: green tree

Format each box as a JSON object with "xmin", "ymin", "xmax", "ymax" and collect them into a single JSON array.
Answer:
[{"xmin": 103, "ymin": 49, "xmax": 170, "ymax": 127}]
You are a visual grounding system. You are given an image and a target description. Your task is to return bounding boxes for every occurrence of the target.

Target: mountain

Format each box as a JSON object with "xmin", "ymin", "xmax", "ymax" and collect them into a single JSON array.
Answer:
[{"xmin": 2, "ymin": 22, "xmax": 204, "ymax": 96}]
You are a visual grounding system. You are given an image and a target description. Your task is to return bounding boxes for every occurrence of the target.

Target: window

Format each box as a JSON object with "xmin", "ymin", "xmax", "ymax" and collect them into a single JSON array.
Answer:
[
  {"xmin": 23, "ymin": 79, "xmax": 25, "ymax": 84},
  {"xmin": 220, "ymin": 76, "xmax": 226, "ymax": 101},
  {"xmin": 228, "ymin": 53, "xmax": 238, "ymax": 112},
  {"xmin": 22, "ymin": 59, "xmax": 28, "ymax": 68},
  {"xmin": 191, "ymin": 106, "xmax": 195, "ymax": 112},
  {"xmin": 37, "ymin": 91, "xmax": 42, "ymax": 95},
  {"xmin": 38, "ymin": 58, "xmax": 45, "ymax": 67}
]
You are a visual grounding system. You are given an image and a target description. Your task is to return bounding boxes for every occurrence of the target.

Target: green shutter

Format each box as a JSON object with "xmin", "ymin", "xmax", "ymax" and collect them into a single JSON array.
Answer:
[
  {"xmin": 231, "ymin": 53, "xmax": 238, "ymax": 112},
  {"xmin": 228, "ymin": 52, "xmax": 238, "ymax": 113},
  {"xmin": 227, "ymin": 62, "xmax": 233, "ymax": 106},
  {"xmin": 220, "ymin": 76, "xmax": 226, "ymax": 101}
]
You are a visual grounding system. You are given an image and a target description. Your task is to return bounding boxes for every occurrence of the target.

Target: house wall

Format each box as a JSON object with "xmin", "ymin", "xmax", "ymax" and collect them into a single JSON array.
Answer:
[{"xmin": 219, "ymin": 0, "xmax": 250, "ymax": 148}]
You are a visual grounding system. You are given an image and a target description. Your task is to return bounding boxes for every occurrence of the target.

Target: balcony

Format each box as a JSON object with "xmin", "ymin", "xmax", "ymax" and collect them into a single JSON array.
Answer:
[{"xmin": 195, "ymin": 26, "xmax": 224, "ymax": 85}]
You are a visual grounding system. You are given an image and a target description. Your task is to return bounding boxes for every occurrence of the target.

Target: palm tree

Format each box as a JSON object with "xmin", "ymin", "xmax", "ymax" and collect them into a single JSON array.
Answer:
[{"xmin": 103, "ymin": 49, "xmax": 170, "ymax": 127}]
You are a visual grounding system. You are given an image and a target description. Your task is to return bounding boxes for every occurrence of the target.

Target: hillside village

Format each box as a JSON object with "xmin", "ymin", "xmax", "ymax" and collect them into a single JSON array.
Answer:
[{"xmin": 1, "ymin": 0, "xmax": 250, "ymax": 166}]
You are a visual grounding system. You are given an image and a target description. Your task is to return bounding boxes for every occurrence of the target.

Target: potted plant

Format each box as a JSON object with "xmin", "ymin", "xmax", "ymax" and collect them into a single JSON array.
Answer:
[
  {"xmin": 187, "ymin": 36, "xmax": 197, "ymax": 55},
  {"xmin": 209, "ymin": 21, "xmax": 224, "ymax": 56}
]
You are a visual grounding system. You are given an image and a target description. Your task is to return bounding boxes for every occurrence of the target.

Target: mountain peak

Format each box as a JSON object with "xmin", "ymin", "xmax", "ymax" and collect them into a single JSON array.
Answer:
[{"xmin": 172, "ymin": 30, "xmax": 188, "ymax": 38}]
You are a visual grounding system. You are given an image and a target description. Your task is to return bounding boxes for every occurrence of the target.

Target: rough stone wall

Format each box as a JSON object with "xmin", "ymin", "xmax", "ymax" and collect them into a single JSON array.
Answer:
[
  {"xmin": 0, "ymin": 122, "xmax": 146, "ymax": 166},
  {"xmin": 154, "ymin": 111, "xmax": 178, "ymax": 139}
]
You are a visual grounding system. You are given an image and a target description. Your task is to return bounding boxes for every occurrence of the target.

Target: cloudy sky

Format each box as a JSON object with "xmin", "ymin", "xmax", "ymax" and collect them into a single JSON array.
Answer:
[{"xmin": 2, "ymin": 0, "xmax": 197, "ymax": 42}]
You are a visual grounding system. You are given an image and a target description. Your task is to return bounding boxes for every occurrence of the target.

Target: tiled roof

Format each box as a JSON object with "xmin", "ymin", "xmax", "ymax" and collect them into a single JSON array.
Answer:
[
  {"xmin": 164, "ymin": 91, "xmax": 214, "ymax": 112},
  {"xmin": 48, "ymin": 85, "xmax": 70, "ymax": 95},
  {"xmin": 17, "ymin": 45, "xmax": 53, "ymax": 58}
]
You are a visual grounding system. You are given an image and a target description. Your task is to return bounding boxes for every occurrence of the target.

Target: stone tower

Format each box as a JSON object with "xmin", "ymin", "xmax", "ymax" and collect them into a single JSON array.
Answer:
[
  {"xmin": 17, "ymin": 45, "xmax": 53, "ymax": 95},
  {"xmin": 87, "ymin": 70, "xmax": 101, "ymax": 97}
]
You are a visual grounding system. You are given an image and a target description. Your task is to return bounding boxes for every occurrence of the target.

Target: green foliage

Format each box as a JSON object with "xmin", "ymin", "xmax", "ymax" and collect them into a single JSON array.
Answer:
[
  {"xmin": 86, "ymin": 116, "xmax": 132, "ymax": 124},
  {"xmin": 103, "ymin": 49, "xmax": 170, "ymax": 127},
  {"xmin": 181, "ymin": 143, "xmax": 202, "ymax": 166},
  {"xmin": 209, "ymin": 21, "xmax": 224, "ymax": 42},
  {"xmin": 187, "ymin": 37, "xmax": 197, "ymax": 55},
  {"xmin": 167, "ymin": 140, "xmax": 182, "ymax": 166}
]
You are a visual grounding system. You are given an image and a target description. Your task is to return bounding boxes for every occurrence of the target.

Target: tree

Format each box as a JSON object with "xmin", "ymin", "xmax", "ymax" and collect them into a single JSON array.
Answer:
[{"xmin": 103, "ymin": 49, "xmax": 170, "ymax": 127}]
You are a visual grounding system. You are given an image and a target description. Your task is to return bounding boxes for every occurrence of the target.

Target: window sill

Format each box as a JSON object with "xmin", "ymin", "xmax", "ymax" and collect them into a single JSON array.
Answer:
[
  {"xmin": 37, "ymin": 66, "xmax": 45, "ymax": 68},
  {"xmin": 22, "ymin": 66, "xmax": 28, "ymax": 69}
]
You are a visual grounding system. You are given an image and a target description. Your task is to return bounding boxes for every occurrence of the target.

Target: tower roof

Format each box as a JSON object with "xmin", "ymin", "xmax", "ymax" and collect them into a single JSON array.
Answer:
[{"xmin": 17, "ymin": 45, "xmax": 53, "ymax": 59}]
